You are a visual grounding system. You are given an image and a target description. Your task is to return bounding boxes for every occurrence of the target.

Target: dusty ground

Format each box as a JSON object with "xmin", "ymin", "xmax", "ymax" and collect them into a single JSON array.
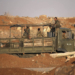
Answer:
[
  {"xmin": 0, "ymin": 53, "xmax": 66, "ymax": 68},
  {"xmin": 0, "ymin": 53, "xmax": 75, "ymax": 75}
]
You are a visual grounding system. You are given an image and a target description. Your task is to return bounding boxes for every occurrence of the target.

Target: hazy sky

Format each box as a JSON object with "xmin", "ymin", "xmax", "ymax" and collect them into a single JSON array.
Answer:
[{"xmin": 0, "ymin": 0, "xmax": 75, "ymax": 17}]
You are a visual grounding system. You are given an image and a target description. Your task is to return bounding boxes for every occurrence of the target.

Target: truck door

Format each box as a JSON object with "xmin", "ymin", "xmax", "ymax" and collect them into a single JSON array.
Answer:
[
  {"xmin": 72, "ymin": 30, "xmax": 75, "ymax": 51},
  {"xmin": 61, "ymin": 30, "xmax": 74, "ymax": 52}
]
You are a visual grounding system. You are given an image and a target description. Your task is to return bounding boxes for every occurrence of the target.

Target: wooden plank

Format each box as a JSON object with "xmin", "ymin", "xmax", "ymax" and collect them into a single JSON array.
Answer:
[
  {"xmin": 50, "ymin": 51, "xmax": 75, "ymax": 58},
  {"xmin": 44, "ymin": 38, "xmax": 53, "ymax": 46}
]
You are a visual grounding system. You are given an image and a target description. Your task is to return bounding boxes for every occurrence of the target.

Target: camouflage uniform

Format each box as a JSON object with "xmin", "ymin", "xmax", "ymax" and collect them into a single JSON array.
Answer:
[
  {"xmin": 37, "ymin": 31, "xmax": 43, "ymax": 37},
  {"xmin": 50, "ymin": 20, "xmax": 60, "ymax": 36},
  {"xmin": 55, "ymin": 20, "xmax": 60, "ymax": 27},
  {"xmin": 26, "ymin": 28, "xmax": 30, "ymax": 39},
  {"xmin": 23, "ymin": 28, "xmax": 30, "ymax": 39},
  {"xmin": 62, "ymin": 33, "xmax": 66, "ymax": 39},
  {"xmin": 55, "ymin": 20, "xmax": 61, "ymax": 36}
]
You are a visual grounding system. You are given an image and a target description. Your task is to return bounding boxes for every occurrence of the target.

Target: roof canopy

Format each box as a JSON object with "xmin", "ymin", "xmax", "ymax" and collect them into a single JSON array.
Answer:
[{"xmin": 0, "ymin": 23, "xmax": 52, "ymax": 27}]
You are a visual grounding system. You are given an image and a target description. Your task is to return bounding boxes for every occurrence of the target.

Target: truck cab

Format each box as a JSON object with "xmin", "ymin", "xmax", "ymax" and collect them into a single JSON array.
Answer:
[{"xmin": 56, "ymin": 28, "xmax": 75, "ymax": 52}]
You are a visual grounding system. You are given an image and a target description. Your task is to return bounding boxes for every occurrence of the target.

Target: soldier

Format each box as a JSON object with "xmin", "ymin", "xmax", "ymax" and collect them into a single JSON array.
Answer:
[
  {"xmin": 26, "ymin": 26, "xmax": 30, "ymax": 39},
  {"xmin": 54, "ymin": 17, "xmax": 61, "ymax": 34},
  {"xmin": 62, "ymin": 31, "xmax": 66, "ymax": 39},
  {"xmin": 23, "ymin": 26, "xmax": 30, "ymax": 39},
  {"xmin": 37, "ymin": 28, "xmax": 43, "ymax": 37},
  {"xmin": 50, "ymin": 17, "xmax": 61, "ymax": 37}
]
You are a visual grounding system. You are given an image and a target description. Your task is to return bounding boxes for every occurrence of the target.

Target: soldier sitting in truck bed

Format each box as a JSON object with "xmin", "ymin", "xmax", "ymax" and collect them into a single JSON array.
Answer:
[
  {"xmin": 62, "ymin": 31, "xmax": 66, "ymax": 39},
  {"xmin": 37, "ymin": 28, "xmax": 43, "ymax": 37},
  {"xmin": 23, "ymin": 26, "xmax": 30, "ymax": 39}
]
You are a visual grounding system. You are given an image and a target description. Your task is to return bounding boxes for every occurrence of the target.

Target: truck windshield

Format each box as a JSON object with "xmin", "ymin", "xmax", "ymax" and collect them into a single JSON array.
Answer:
[{"xmin": 62, "ymin": 31, "xmax": 71, "ymax": 39}]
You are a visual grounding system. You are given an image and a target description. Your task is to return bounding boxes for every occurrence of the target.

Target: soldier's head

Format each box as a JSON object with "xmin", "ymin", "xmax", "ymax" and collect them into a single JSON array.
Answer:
[
  {"xmin": 62, "ymin": 31, "xmax": 66, "ymax": 34},
  {"xmin": 54, "ymin": 17, "xmax": 57, "ymax": 21},
  {"xmin": 27, "ymin": 26, "xmax": 29, "ymax": 29},
  {"xmin": 38, "ymin": 28, "xmax": 40, "ymax": 31}
]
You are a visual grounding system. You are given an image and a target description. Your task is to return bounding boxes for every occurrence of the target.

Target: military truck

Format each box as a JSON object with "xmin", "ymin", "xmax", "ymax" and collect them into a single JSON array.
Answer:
[{"xmin": 0, "ymin": 24, "xmax": 75, "ymax": 55}]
